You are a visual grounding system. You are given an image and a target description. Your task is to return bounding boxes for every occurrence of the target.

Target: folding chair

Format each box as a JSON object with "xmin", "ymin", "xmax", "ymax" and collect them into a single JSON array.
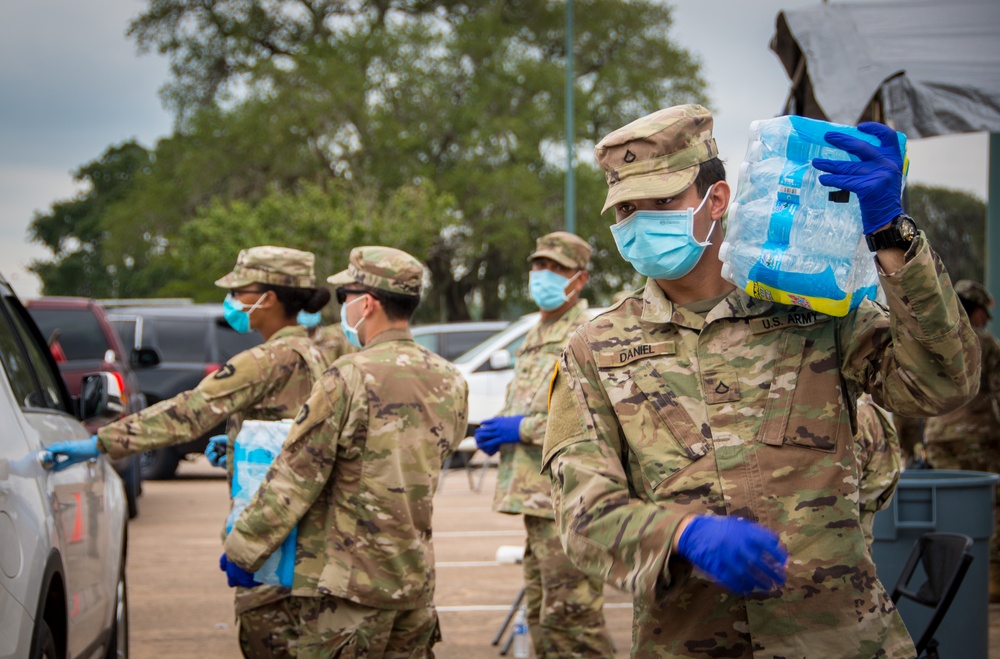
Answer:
[{"xmin": 890, "ymin": 532, "xmax": 974, "ymax": 659}]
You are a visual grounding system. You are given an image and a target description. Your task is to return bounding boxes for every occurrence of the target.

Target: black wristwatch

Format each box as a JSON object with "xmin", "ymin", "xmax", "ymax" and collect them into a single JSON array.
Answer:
[{"xmin": 865, "ymin": 214, "xmax": 918, "ymax": 252}]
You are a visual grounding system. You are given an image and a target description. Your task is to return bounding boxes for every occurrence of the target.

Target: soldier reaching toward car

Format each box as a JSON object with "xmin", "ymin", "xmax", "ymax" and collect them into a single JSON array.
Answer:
[
  {"xmin": 222, "ymin": 246, "xmax": 469, "ymax": 657},
  {"xmin": 47, "ymin": 245, "xmax": 333, "ymax": 658}
]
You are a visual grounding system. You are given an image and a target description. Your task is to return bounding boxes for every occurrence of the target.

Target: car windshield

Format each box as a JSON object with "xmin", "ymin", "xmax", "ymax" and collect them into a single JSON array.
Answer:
[
  {"xmin": 28, "ymin": 308, "xmax": 110, "ymax": 361},
  {"xmin": 453, "ymin": 318, "xmax": 534, "ymax": 365}
]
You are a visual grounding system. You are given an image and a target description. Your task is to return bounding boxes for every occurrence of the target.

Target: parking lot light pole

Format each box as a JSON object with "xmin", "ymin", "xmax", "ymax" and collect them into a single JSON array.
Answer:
[{"xmin": 565, "ymin": 0, "xmax": 575, "ymax": 234}]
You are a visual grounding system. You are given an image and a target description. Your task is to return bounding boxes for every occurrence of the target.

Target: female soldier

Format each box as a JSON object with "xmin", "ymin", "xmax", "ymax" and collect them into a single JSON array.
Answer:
[
  {"xmin": 295, "ymin": 306, "xmax": 356, "ymax": 364},
  {"xmin": 48, "ymin": 245, "xmax": 332, "ymax": 658}
]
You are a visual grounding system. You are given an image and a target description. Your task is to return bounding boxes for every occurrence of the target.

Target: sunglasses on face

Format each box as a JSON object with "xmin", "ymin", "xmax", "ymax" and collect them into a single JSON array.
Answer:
[
  {"xmin": 336, "ymin": 288, "xmax": 368, "ymax": 305},
  {"xmin": 230, "ymin": 287, "xmax": 266, "ymax": 297}
]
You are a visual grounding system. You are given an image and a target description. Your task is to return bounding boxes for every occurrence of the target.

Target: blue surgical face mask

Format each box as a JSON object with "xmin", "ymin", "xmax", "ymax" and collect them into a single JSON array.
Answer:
[
  {"xmin": 223, "ymin": 292, "xmax": 267, "ymax": 334},
  {"xmin": 297, "ymin": 310, "xmax": 322, "ymax": 328},
  {"xmin": 339, "ymin": 296, "xmax": 366, "ymax": 348},
  {"xmin": 529, "ymin": 269, "xmax": 581, "ymax": 312},
  {"xmin": 610, "ymin": 184, "xmax": 716, "ymax": 281}
]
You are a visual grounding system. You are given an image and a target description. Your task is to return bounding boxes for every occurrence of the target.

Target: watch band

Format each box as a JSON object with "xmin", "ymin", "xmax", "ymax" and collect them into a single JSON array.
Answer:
[{"xmin": 865, "ymin": 215, "xmax": 916, "ymax": 252}]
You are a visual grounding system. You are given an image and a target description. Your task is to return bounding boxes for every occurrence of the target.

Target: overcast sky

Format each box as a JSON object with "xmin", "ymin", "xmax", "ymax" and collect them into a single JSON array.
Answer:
[{"xmin": 0, "ymin": 0, "xmax": 989, "ymax": 299}]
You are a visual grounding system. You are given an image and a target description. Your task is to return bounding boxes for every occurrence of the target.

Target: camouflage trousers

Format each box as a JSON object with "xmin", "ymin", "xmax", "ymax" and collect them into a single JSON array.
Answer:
[
  {"xmin": 241, "ymin": 595, "xmax": 440, "ymax": 659},
  {"xmin": 523, "ymin": 515, "xmax": 614, "ymax": 658},
  {"xmin": 926, "ymin": 438, "xmax": 1000, "ymax": 564}
]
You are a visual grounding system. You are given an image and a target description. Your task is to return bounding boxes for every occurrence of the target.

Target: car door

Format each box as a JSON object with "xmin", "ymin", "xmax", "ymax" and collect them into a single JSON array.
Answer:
[{"xmin": 0, "ymin": 286, "xmax": 113, "ymax": 657}]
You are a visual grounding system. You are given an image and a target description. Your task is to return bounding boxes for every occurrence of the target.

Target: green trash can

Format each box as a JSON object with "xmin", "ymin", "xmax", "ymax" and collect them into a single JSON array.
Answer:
[{"xmin": 872, "ymin": 469, "xmax": 999, "ymax": 659}]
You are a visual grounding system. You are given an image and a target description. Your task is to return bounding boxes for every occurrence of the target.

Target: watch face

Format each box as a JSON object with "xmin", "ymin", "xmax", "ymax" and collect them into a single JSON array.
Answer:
[{"xmin": 899, "ymin": 217, "xmax": 917, "ymax": 241}]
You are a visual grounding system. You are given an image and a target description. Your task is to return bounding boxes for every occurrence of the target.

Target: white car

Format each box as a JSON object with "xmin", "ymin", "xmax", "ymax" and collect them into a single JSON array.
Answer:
[
  {"xmin": 453, "ymin": 307, "xmax": 607, "ymax": 426},
  {"xmin": 0, "ymin": 274, "xmax": 129, "ymax": 659}
]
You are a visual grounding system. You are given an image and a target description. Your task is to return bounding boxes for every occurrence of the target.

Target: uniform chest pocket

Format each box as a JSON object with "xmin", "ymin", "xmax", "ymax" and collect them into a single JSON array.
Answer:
[
  {"xmin": 756, "ymin": 326, "xmax": 846, "ymax": 453},
  {"xmin": 598, "ymin": 358, "xmax": 711, "ymax": 493}
]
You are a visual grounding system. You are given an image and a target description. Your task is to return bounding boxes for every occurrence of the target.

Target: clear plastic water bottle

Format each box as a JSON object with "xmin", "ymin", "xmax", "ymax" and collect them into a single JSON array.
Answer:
[
  {"xmin": 512, "ymin": 605, "xmax": 530, "ymax": 658},
  {"xmin": 720, "ymin": 115, "xmax": 907, "ymax": 316}
]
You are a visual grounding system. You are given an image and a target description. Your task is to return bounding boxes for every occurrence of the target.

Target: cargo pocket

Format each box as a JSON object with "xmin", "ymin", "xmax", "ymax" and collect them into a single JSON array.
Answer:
[
  {"xmin": 756, "ymin": 326, "xmax": 844, "ymax": 453},
  {"xmin": 600, "ymin": 358, "xmax": 711, "ymax": 494}
]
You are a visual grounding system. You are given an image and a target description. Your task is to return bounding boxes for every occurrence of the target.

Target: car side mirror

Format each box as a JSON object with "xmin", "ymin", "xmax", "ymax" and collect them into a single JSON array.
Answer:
[
  {"xmin": 78, "ymin": 373, "xmax": 125, "ymax": 422},
  {"xmin": 131, "ymin": 347, "xmax": 161, "ymax": 368},
  {"xmin": 488, "ymin": 349, "xmax": 512, "ymax": 371}
]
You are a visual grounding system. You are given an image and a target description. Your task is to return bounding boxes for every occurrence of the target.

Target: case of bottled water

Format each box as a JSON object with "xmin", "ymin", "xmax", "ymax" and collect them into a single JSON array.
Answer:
[
  {"xmin": 226, "ymin": 419, "xmax": 298, "ymax": 587},
  {"xmin": 720, "ymin": 116, "xmax": 907, "ymax": 316}
]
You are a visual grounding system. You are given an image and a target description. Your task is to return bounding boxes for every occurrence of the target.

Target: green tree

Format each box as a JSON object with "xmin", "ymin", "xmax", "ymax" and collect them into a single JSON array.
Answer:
[
  {"xmin": 33, "ymin": 0, "xmax": 706, "ymax": 318},
  {"xmin": 908, "ymin": 184, "xmax": 986, "ymax": 283},
  {"xmin": 28, "ymin": 141, "xmax": 156, "ymax": 297}
]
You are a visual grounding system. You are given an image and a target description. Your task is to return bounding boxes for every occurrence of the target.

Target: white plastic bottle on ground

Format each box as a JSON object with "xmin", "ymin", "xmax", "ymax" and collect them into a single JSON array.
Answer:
[{"xmin": 512, "ymin": 604, "xmax": 530, "ymax": 658}]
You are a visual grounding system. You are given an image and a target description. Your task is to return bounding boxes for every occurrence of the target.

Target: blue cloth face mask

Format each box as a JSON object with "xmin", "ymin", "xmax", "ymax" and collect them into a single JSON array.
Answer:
[
  {"xmin": 223, "ymin": 292, "xmax": 267, "ymax": 334},
  {"xmin": 610, "ymin": 185, "xmax": 716, "ymax": 280},
  {"xmin": 339, "ymin": 296, "xmax": 366, "ymax": 348},
  {"xmin": 529, "ymin": 269, "xmax": 581, "ymax": 312},
  {"xmin": 297, "ymin": 310, "xmax": 322, "ymax": 328}
]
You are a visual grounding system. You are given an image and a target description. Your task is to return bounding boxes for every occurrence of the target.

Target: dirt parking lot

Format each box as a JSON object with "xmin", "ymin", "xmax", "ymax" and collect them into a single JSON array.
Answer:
[{"xmin": 126, "ymin": 457, "xmax": 1000, "ymax": 658}]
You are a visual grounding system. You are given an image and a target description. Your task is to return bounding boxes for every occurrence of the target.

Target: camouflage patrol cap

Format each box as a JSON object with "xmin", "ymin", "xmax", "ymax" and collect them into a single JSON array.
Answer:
[
  {"xmin": 595, "ymin": 104, "xmax": 719, "ymax": 213},
  {"xmin": 528, "ymin": 231, "xmax": 592, "ymax": 270},
  {"xmin": 214, "ymin": 246, "xmax": 316, "ymax": 289},
  {"xmin": 955, "ymin": 280, "xmax": 994, "ymax": 319},
  {"xmin": 328, "ymin": 246, "xmax": 425, "ymax": 297}
]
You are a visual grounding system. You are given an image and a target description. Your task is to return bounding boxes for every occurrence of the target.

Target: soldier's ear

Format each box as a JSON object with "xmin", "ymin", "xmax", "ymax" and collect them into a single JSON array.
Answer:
[
  {"xmin": 362, "ymin": 293, "xmax": 378, "ymax": 318},
  {"xmin": 260, "ymin": 289, "xmax": 279, "ymax": 309}
]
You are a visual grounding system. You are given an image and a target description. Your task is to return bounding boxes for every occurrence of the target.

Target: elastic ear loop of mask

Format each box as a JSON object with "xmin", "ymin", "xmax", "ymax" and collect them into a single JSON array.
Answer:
[
  {"xmin": 344, "ymin": 295, "xmax": 367, "ymax": 331},
  {"xmin": 245, "ymin": 292, "xmax": 268, "ymax": 316}
]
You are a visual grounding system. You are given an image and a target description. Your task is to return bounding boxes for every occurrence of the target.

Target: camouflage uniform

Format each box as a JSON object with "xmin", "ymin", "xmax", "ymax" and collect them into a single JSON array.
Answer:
[
  {"xmin": 855, "ymin": 395, "xmax": 902, "ymax": 550},
  {"xmin": 541, "ymin": 106, "xmax": 981, "ymax": 659},
  {"xmin": 224, "ymin": 246, "xmax": 470, "ymax": 658},
  {"xmin": 96, "ymin": 246, "xmax": 330, "ymax": 659},
  {"xmin": 491, "ymin": 232, "xmax": 613, "ymax": 658},
  {"xmin": 310, "ymin": 323, "xmax": 356, "ymax": 364},
  {"xmin": 925, "ymin": 280, "xmax": 1000, "ymax": 568}
]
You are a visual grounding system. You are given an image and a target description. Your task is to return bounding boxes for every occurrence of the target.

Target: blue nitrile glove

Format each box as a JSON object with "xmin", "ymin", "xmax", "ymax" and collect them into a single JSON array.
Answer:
[
  {"xmin": 205, "ymin": 435, "xmax": 228, "ymax": 469},
  {"xmin": 47, "ymin": 436, "xmax": 101, "ymax": 472},
  {"xmin": 474, "ymin": 415, "xmax": 525, "ymax": 456},
  {"xmin": 219, "ymin": 553, "xmax": 261, "ymax": 588},
  {"xmin": 675, "ymin": 515, "xmax": 788, "ymax": 595},
  {"xmin": 812, "ymin": 122, "xmax": 905, "ymax": 235}
]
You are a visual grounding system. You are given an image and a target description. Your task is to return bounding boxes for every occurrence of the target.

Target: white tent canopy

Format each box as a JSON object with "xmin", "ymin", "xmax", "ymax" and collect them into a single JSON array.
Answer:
[{"xmin": 771, "ymin": 0, "xmax": 1000, "ymax": 138}]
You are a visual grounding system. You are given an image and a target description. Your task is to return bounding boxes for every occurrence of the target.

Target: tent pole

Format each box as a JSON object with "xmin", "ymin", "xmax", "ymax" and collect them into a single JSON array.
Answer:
[{"xmin": 989, "ymin": 133, "xmax": 1000, "ymax": 335}]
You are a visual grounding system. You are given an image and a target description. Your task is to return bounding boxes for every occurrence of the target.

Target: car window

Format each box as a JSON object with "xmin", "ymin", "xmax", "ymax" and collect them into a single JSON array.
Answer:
[
  {"xmin": 111, "ymin": 318, "xmax": 137, "ymax": 351},
  {"xmin": 0, "ymin": 308, "xmax": 40, "ymax": 407},
  {"xmin": 28, "ymin": 308, "xmax": 110, "ymax": 361},
  {"xmin": 474, "ymin": 334, "xmax": 528, "ymax": 373},
  {"xmin": 149, "ymin": 319, "xmax": 209, "ymax": 362},
  {"xmin": 441, "ymin": 331, "xmax": 500, "ymax": 361},
  {"xmin": 216, "ymin": 323, "xmax": 262, "ymax": 362},
  {"xmin": 0, "ymin": 297, "xmax": 68, "ymax": 412}
]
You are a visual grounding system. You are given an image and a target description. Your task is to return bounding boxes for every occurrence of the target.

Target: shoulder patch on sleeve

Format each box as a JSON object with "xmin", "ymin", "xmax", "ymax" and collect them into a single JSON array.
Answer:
[
  {"xmin": 547, "ymin": 362, "xmax": 560, "ymax": 411},
  {"xmin": 295, "ymin": 403, "xmax": 310, "ymax": 424},
  {"xmin": 213, "ymin": 363, "xmax": 236, "ymax": 379}
]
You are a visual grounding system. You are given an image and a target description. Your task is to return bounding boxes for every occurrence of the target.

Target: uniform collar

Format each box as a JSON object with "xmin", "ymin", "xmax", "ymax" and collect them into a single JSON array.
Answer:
[
  {"xmin": 532, "ymin": 299, "xmax": 589, "ymax": 345},
  {"xmin": 639, "ymin": 278, "xmax": 777, "ymax": 329},
  {"xmin": 266, "ymin": 324, "xmax": 309, "ymax": 343},
  {"xmin": 364, "ymin": 327, "xmax": 414, "ymax": 349}
]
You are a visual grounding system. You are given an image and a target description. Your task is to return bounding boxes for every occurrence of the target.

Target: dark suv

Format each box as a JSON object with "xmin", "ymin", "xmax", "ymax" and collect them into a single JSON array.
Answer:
[
  {"xmin": 109, "ymin": 304, "xmax": 262, "ymax": 479},
  {"xmin": 25, "ymin": 297, "xmax": 145, "ymax": 518}
]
